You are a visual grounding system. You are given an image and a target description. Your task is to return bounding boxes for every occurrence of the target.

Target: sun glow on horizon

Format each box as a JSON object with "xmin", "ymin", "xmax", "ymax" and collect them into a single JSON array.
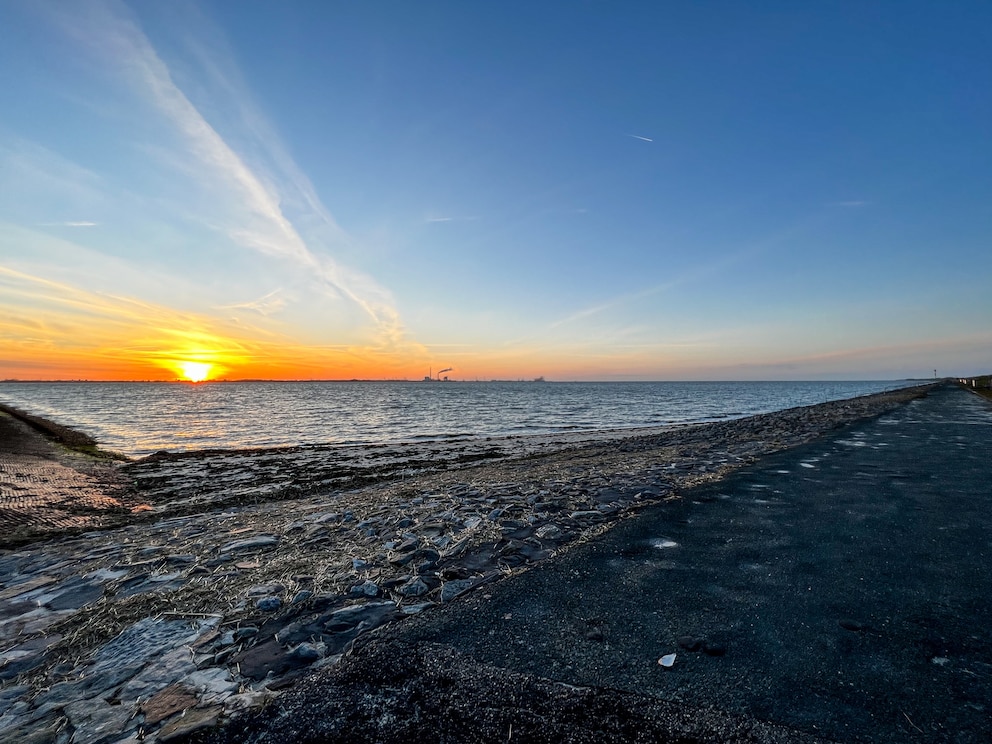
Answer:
[{"xmin": 177, "ymin": 361, "xmax": 213, "ymax": 382}]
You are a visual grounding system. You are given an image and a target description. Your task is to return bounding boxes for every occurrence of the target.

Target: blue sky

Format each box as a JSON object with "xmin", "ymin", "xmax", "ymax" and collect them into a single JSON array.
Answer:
[{"xmin": 1, "ymin": 1, "xmax": 989, "ymax": 380}]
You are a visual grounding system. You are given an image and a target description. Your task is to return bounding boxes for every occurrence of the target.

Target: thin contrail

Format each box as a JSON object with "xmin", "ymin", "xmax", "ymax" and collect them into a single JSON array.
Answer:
[{"xmin": 625, "ymin": 133, "xmax": 653, "ymax": 142}]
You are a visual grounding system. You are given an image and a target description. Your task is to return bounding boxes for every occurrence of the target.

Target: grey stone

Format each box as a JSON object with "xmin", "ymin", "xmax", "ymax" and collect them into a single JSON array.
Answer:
[
  {"xmin": 118, "ymin": 646, "xmax": 197, "ymax": 704},
  {"xmin": 64, "ymin": 697, "xmax": 138, "ymax": 744},
  {"xmin": 569, "ymin": 510, "xmax": 603, "ymax": 520},
  {"xmin": 397, "ymin": 577, "xmax": 430, "ymax": 597},
  {"xmin": 0, "ymin": 715, "xmax": 63, "ymax": 744},
  {"xmin": 247, "ymin": 583, "xmax": 285, "ymax": 597},
  {"xmin": 535, "ymin": 524, "xmax": 563, "ymax": 540},
  {"xmin": 440, "ymin": 579, "xmax": 476, "ymax": 603},
  {"xmin": 0, "ymin": 685, "xmax": 29, "ymax": 717},
  {"xmin": 310, "ymin": 512, "xmax": 339, "ymax": 524},
  {"xmin": 288, "ymin": 643, "xmax": 322, "ymax": 663},
  {"xmin": 140, "ymin": 683, "xmax": 199, "ymax": 726},
  {"xmin": 34, "ymin": 618, "xmax": 222, "ymax": 711},
  {"xmin": 387, "ymin": 550, "xmax": 415, "ymax": 567},
  {"xmin": 84, "ymin": 568, "xmax": 129, "ymax": 582},
  {"xmin": 223, "ymin": 690, "xmax": 278, "ymax": 716},
  {"xmin": 322, "ymin": 602, "xmax": 397, "ymax": 634},
  {"xmin": 0, "ymin": 635, "xmax": 60, "ymax": 681},
  {"xmin": 349, "ymin": 580, "xmax": 380, "ymax": 597},
  {"xmin": 233, "ymin": 626, "xmax": 258, "ymax": 641},
  {"xmin": 111, "ymin": 557, "xmax": 162, "ymax": 571},
  {"xmin": 180, "ymin": 668, "xmax": 237, "ymax": 702},
  {"xmin": 157, "ymin": 705, "xmax": 221, "ymax": 742},
  {"xmin": 113, "ymin": 574, "xmax": 152, "ymax": 598},
  {"xmin": 46, "ymin": 580, "xmax": 104, "ymax": 610},
  {"xmin": 36, "ymin": 663, "xmax": 144, "ymax": 707},
  {"xmin": 411, "ymin": 548, "xmax": 441, "ymax": 571},
  {"xmin": 148, "ymin": 572, "xmax": 182, "ymax": 584},
  {"xmin": 219, "ymin": 535, "xmax": 279, "ymax": 553},
  {"xmin": 232, "ymin": 640, "xmax": 290, "ymax": 681},
  {"xmin": 256, "ymin": 596, "xmax": 282, "ymax": 612}
]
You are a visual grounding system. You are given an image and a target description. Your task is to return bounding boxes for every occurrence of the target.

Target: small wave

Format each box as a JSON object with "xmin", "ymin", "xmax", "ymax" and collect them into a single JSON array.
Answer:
[{"xmin": 0, "ymin": 380, "xmax": 910, "ymax": 456}]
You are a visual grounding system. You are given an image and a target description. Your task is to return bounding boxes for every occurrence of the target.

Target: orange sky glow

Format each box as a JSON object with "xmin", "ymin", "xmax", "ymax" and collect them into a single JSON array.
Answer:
[
  {"xmin": 0, "ymin": 265, "xmax": 585, "ymax": 381},
  {"xmin": 3, "ymin": 266, "xmax": 987, "ymax": 383}
]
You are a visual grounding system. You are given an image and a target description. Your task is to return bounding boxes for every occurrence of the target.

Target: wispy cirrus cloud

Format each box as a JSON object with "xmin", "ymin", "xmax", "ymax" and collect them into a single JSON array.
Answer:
[
  {"xmin": 218, "ymin": 289, "xmax": 288, "ymax": 317},
  {"xmin": 37, "ymin": 221, "xmax": 99, "ymax": 227},
  {"xmin": 41, "ymin": 0, "xmax": 414, "ymax": 353},
  {"xmin": 425, "ymin": 215, "xmax": 479, "ymax": 223}
]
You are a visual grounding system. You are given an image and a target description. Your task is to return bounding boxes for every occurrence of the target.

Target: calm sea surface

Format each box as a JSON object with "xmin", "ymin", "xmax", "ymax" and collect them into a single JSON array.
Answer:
[{"xmin": 0, "ymin": 380, "xmax": 911, "ymax": 458}]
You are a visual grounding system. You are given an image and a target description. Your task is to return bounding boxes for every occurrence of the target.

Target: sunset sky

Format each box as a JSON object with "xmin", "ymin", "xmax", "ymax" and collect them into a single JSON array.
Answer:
[{"xmin": 1, "ymin": 1, "xmax": 990, "ymax": 381}]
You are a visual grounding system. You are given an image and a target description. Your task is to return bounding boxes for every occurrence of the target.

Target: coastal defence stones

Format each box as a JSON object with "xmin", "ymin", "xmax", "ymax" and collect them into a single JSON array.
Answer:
[
  {"xmin": 94, "ymin": 618, "xmax": 215, "ymax": 672},
  {"xmin": 0, "ymin": 386, "xmax": 936, "ymax": 743},
  {"xmin": 0, "ymin": 475, "xmax": 685, "ymax": 742},
  {"xmin": 44, "ymin": 579, "xmax": 104, "ymax": 611},
  {"xmin": 157, "ymin": 705, "xmax": 222, "ymax": 742},
  {"xmin": 15, "ymin": 617, "xmax": 221, "ymax": 742},
  {"xmin": 440, "ymin": 578, "xmax": 476, "ymax": 603},
  {"xmin": 256, "ymin": 596, "xmax": 283, "ymax": 612},
  {"xmin": 141, "ymin": 683, "xmax": 200, "ymax": 726},
  {"xmin": 64, "ymin": 697, "xmax": 136, "ymax": 744}
]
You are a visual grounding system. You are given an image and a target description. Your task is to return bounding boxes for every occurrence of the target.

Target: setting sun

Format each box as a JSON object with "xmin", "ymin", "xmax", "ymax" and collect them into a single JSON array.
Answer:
[{"xmin": 178, "ymin": 361, "xmax": 213, "ymax": 382}]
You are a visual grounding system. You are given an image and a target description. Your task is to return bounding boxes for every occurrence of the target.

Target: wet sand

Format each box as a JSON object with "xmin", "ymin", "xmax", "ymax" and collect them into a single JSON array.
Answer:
[{"xmin": 0, "ymin": 408, "xmax": 133, "ymax": 539}]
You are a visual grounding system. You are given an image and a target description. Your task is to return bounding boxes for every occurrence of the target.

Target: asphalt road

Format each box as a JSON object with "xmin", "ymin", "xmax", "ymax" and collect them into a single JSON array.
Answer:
[{"xmin": 213, "ymin": 384, "xmax": 992, "ymax": 743}]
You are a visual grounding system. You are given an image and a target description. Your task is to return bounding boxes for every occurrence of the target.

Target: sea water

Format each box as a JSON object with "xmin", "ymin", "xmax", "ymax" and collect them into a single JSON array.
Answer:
[{"xmin": 0, "ymin": 380, "xmax": 910, "ymax": 457}]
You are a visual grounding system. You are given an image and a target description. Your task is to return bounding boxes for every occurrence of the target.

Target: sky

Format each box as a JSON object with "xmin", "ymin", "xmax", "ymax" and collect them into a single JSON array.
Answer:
[{"xmin": 1, "ymin": 1, "xmax": 990, "ymax": 382}]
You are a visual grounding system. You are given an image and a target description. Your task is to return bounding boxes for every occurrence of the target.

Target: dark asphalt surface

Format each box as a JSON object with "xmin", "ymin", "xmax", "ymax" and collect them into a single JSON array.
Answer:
[{"xmin": 213, "ymin": 385, "xmax": 992, "ymax": 743}]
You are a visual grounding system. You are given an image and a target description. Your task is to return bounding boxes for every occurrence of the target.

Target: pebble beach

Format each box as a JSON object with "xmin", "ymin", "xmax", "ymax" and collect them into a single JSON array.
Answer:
[{"xmin": 0, "ymin": 385, "xmax": 932, "ymax": 744}]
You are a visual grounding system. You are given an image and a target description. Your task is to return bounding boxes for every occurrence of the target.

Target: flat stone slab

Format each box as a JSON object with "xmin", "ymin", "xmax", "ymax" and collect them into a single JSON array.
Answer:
[
  {"xmin": 220, "ymin": 535, "xmax": 279, "ymax": 552},
  {"xmin": 45, "ymin": 580, "xmax": 104, "ymax": 610},
  {"xmin": 142, "ymin": 683, "xmax": 199, "ymax": 726}
]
